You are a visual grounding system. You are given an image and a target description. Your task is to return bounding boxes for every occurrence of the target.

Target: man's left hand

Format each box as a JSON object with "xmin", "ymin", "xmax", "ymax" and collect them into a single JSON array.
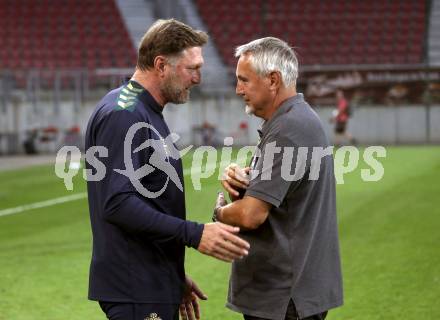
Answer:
[{"xmin": 179, "ymin": 275, "xmax": 207, "ymax": 320}]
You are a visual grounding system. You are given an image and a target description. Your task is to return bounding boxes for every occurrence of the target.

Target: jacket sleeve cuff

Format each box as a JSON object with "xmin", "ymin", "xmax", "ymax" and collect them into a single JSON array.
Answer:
[{"xmin": 185, "ymin": 221, "xmax": 205, "ymax": 249}]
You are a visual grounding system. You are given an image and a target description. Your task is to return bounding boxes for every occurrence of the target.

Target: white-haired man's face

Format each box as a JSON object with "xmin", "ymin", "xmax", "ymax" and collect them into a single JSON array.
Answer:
[{"xmin": 235, "ymin": 54, "xmax": 272, "ymax": 119}]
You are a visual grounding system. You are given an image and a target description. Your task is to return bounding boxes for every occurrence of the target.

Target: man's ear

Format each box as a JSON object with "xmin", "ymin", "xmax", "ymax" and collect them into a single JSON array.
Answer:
[
  {"xmin": 269, "ymin": 71, "xmax": 282, "ymax": 91},
  {"xmin": 153, "ymin": 56, "xmax": 167, "ymax": 77}
]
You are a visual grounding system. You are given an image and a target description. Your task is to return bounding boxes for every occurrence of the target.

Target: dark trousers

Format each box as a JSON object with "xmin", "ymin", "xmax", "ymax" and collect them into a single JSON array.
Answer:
[
  {"xmin": 243, "ymin": 300, "xmax": 327, "ymax": 320},
  {"xmin": 99, "ymin": 301, "xmax": 179, "ymax": 320}
]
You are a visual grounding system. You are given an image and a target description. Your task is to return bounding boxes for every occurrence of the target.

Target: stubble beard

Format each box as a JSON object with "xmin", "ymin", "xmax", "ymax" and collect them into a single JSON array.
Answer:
[{"xmin": 161, "ymin": 75, "xmax": 190, "ymax": 105}]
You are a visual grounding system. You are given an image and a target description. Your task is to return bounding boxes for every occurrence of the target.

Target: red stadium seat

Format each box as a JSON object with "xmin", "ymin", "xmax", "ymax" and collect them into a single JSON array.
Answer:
[
  {"xmin": 194, "ymin": 0, "xmax": 427, "ymax": 66},
  {"xmin": 0, "ymin": 0, "xmax": 136, "ymax": 72}
]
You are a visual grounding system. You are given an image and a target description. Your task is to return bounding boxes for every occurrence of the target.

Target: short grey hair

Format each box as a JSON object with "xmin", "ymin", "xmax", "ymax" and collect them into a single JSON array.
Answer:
[{"xmin": 235, "ymin": 37, "xmax": 298, "ymax": 87}]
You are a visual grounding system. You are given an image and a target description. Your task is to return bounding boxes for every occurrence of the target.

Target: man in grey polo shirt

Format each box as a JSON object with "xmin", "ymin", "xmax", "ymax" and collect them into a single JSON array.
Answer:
[{"xmin": 213, "ymin": 37, "xmax": 343, "ymax": 320}]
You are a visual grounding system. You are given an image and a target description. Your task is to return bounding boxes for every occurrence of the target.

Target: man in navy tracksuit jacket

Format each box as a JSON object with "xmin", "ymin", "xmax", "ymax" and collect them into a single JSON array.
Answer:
[{"xmin": 85, "ymin": 19, "xmax": 249, "ymax": 320}]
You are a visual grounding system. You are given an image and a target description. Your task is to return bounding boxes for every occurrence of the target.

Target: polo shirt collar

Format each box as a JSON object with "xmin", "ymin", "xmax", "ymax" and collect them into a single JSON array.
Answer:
[{"xmin": 260, "ymin": 93, "xmax": 304, "ymax": 137}]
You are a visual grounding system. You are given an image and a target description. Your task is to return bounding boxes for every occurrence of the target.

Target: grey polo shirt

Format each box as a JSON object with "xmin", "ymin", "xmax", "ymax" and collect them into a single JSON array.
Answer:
[{"xmin": 226, "ymin": 94, "xmax": 343, "ymax": 319}]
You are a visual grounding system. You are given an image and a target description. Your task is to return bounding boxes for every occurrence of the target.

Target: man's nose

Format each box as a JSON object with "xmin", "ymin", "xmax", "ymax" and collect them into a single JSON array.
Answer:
[
  {"xmin": 236, "ymin": 83, "xmax": 244, "ymax": 95},
  {"xmin": 192, "ymin": 70, "xmax": 201, "ymax": 84}
]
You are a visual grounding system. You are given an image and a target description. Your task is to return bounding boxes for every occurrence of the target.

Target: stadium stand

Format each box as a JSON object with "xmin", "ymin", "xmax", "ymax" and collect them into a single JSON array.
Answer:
[
  {"xmin": 0, "ymin": 0, "xmax": 136, "ymax": 71},
  {"xmin": 195, "ymin": 0, "xmax": 427, "ymax": 67},
  {"xmin": 0, "ymin": 0, "xmax": 439, "ymax": 155},
  {"xmin": 428, "ymin": 0, "xmax": 440, "ymax": 65}
]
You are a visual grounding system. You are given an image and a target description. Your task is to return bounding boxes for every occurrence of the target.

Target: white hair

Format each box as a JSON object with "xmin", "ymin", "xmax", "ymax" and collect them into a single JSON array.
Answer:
[{"xmin": 235, "ymin": 37, "xmax": 298, "ymax": 87}]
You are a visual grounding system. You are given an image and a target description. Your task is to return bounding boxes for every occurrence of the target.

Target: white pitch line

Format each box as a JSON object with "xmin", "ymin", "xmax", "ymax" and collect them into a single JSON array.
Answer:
[
  {"xmin": 0, "ymin": 192, "xmax": 87, "ymax": 218},
  {"xmin": 0, "ymin": 156, "xmax": 249, "ymax": 218}
]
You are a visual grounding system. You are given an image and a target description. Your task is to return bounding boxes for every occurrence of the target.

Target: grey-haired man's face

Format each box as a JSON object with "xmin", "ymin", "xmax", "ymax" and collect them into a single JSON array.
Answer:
[{"xmin": 235, "ymin": 54, "xmax": 272, "ymax": 118}]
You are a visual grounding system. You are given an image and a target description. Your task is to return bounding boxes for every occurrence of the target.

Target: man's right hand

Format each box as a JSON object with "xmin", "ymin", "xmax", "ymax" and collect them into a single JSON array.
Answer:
[
  {"xmin": 221, "ymin": 163, "xmax": 250, "ymax": 201},
  {"xmin": 197, "ymin": 222, "xmax": 250, "ymax": 262}
]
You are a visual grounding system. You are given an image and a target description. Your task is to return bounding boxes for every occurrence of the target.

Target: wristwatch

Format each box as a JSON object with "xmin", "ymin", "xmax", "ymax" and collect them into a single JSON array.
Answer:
[{"xmin": 212, "ymin": 206, "xmax": 220, "ymax": 222}]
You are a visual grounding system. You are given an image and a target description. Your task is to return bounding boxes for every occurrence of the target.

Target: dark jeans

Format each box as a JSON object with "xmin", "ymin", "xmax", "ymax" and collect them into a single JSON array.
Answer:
[
  {"xmin": 243, "ymin": 300, "xmax": 327, "ymax": 320},
  {"xmin": 99, "ymin": 301, "xmax": 179, "ymax": 320}
]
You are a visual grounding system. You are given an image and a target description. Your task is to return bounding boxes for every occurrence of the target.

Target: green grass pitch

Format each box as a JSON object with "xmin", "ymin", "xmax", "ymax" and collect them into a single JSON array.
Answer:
[{"xmin": 0, "ymin": 146, "xmax": 439, "ymax": 319}]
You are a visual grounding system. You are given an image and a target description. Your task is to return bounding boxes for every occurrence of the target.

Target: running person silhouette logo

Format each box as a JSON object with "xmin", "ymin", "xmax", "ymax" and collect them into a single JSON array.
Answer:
[{"xmin": 115, "ymin": 122, "xmax": 192, "ymax": 198}]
